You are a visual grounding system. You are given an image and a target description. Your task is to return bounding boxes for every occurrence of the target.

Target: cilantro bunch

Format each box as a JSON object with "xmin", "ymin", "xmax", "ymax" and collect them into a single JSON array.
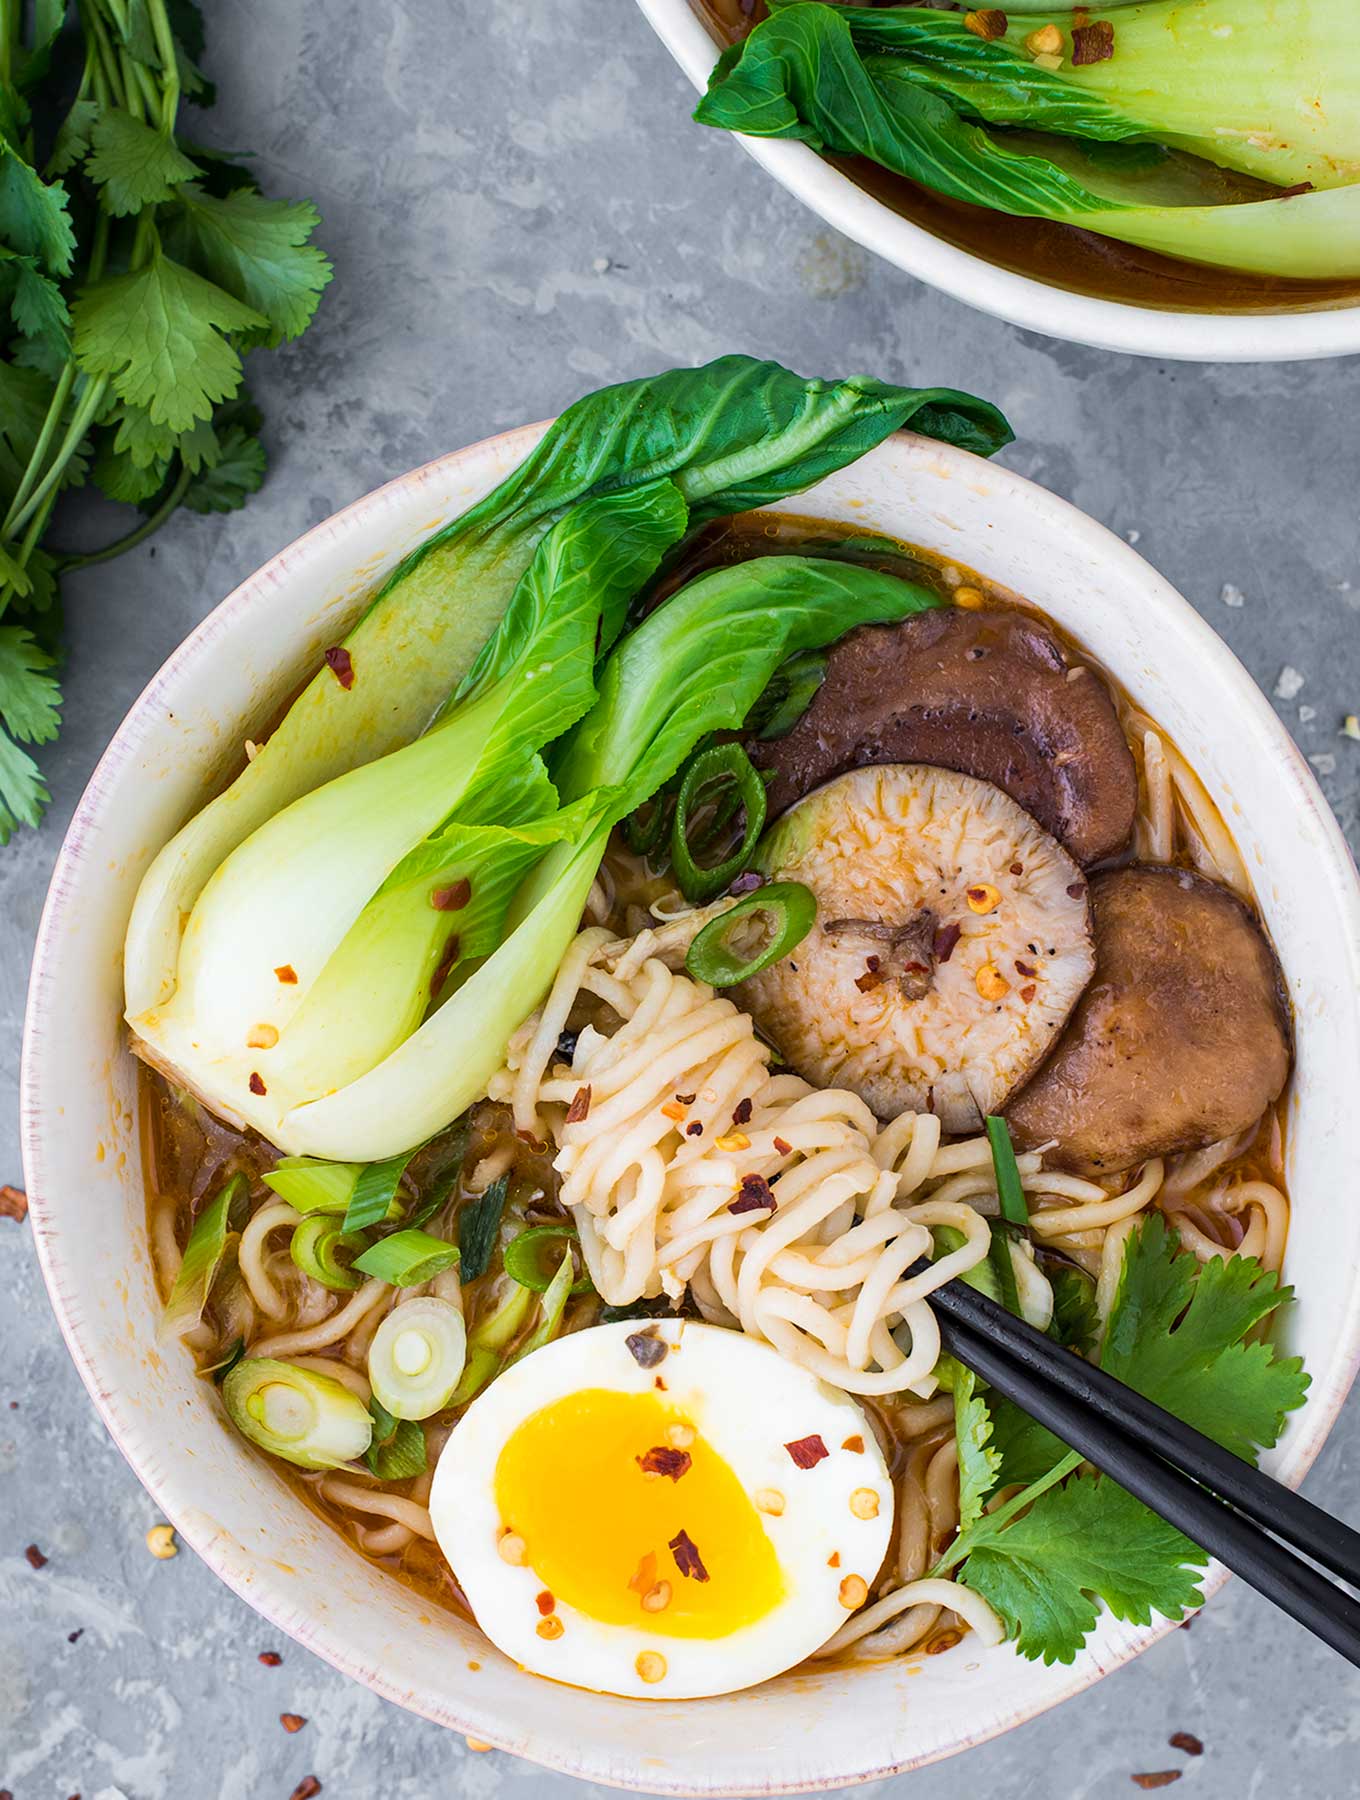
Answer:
[
  {"xmin": 0, "ymin": 0, "xmax": 332, "ymax": 844},
  {"xmin": 937, "ymin": 1216, "xmax": 1310, "ymax": 1665}
]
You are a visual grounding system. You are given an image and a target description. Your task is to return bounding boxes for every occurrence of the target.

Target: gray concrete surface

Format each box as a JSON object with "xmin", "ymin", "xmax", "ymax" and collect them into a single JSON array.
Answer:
[{"xmin": 3, "ymin": 2, "xmax": 1360, "ymax": 1795}]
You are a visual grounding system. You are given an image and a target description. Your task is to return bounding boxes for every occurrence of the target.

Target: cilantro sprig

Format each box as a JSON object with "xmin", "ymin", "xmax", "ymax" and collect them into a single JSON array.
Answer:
[
  {"xmin": 936, "ymin": 1215, "xmax": 1309, "ymax": 1665},
  {"xmin": 0, "ymin": 0, "xmax": 332, "ymax": 843}
]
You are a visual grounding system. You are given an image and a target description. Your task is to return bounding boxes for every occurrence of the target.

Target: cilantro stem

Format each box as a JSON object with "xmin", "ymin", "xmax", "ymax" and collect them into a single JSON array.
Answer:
[
  {"xmin": 57, "ymin": 463, "xmax": 194, "ymax": 572},
  {"xmin": 2, "ymin": 365, "xmax": 78, "ymax": 533},
  {"xmin": 6, "ymin": 377, "xmax": 109, "ymax": 540},
  {"xmin": 930, "ymin": 1449, "xmax": 1083, "ymax": 1577}
]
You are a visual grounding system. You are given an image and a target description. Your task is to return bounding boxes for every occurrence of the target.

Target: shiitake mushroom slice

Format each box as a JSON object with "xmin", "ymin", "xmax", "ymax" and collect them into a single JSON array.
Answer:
[
  {"xmin": 749, "ymin": 607, "xmax": 1138, "ymax": 868},
  {"xmin": 1005, "ymin": 865, "xmax": 1292, "ymax": 1177}
]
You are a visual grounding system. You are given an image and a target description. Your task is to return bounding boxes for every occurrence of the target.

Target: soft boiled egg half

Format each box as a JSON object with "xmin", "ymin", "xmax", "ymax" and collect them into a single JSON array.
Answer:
[{"xmin": 429, "ymin": 1319, "xmax": 894, "ymax": 1699}]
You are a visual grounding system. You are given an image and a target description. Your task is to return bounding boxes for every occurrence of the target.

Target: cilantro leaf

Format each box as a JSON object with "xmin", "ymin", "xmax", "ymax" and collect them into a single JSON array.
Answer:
[
  {"xmin": 953, "ymin": 1362, "xmax": 1000, "ymax": 1531},
  {"xmin": 72, "ymin": 251, "xmax": 266, "ymax": 431},
  {"xmin": 960, "ymin": 1470, "xmax": 1206, "ymax": 1665},
  {"xmin": 47, "ymin": 98, "xmax": 102, "ymax": 178},
  {"xmin": 93, "ymin": 433, "xmax": 170, "ymax": 505},
  {"xmin": 165, "ymin": 185, "xmax": 333, "ymax": 346},
  {"xmin": 0, "ymin": 142, "xmax": 75, "ymax": 273},
  {"xmin": 86, "ymin": 109, "xmax": 202, "ymax": 216},
  {"xmin": 0, "ymin": 727, "xmax": 50, "ymax": 843},
  {"xmin": 1102, "ymin": 1213, "xmax": 1308, "ymax": 1463},
  {"xmin": 0, "ymin": 362, "xmax": 56, "ymax": 507},
  {"xmin": 0, "ymin": 625, "xmax": 62, "ymax": 743},
  {"xmin": 181, "ymin": 423, "xmax": 265, "ymax": 514},
  {"xmin": 2, "ymin": 249, "xmax": 71, "ymax": 351}
]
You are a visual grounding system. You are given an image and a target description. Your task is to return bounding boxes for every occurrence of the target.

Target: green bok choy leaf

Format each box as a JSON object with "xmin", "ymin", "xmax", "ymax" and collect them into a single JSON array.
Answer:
[{"xmin": 699, "ymin": 5, "xmax": 1360, "ymax": 278}]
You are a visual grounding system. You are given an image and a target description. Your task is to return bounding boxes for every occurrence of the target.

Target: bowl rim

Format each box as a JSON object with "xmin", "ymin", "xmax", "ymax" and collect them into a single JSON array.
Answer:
[
  {"xmin": 634, "ymin": 0, "xmax": 1360, "ymax": 364},
  {"xmin": 20, "ymin": 421, "xmax": 1360, "ymax": 1793}
]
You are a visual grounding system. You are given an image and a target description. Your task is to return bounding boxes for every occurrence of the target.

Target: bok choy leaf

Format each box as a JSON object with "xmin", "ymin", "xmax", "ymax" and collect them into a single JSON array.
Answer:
[
  {"xmin": 124, "ymin": 354, "xmax": 1008, "ymax": 1017},
  {"xmin": 698, "ymin": 5, "xmax": 1360, "ymax": 278}
]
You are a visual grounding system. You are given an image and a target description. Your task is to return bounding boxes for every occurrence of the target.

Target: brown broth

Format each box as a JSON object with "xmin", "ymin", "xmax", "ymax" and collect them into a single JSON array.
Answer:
[{"xmin": 696, "ymin": 1, "xmax": 1360, "ymax": 314}]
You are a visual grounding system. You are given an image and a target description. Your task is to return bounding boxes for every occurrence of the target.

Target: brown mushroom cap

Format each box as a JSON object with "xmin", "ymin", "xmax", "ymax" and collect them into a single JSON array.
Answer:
[
  {"xmin": 749, "ymin": 607, "xmax": 1138, "ymax": 867},
  {"xmin": 1004, "ymin": 865, "xmax": 1292, "ymax": 1176}
]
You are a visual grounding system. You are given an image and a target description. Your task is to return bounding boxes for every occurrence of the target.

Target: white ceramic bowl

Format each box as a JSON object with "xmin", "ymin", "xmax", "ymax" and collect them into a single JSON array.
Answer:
[
  {"xmin": 636, "ymin": 0, "xmax": 1360, "ymax": 363},
  {"xmin": 21, "ymin": 424, "xmax": 1360, "ymax": 1793}
]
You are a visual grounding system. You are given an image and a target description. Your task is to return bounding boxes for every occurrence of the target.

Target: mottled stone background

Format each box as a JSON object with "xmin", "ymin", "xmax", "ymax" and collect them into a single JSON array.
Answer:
[{"xmin": 3, "ymin": 3, "xmax": 1359, "ymax": 1796}]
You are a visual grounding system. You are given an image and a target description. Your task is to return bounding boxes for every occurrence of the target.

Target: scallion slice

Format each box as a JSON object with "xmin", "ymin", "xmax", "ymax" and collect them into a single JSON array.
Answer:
[
  {"xmin": 264, "ymin": 1156, "xmax": 401, "ymax": 1221},
  {"xmin": 160, "ymin": 1172, "xmax": 249, "ymax": 1340},
  {"xmin": 223, "ymin": 1357, "xmax": 373, "ymax": 1470},
  {"xmin": 368, "ymin": 1297, "xmax": 467, "ymax": 1420},
  {"xmin": 353, "ymin": 1228, "xmax": 460, "ymax": 1286},
  {"xmin": 290, "ymin": 1216, "xmax": 370, "ymax": 1291},
  {"xmin": 343, "ymin": 1147, "xmax": 420, "ymax": 1233},
  {"xmin": 670, "ymin": 743, "xmax": 768, "ymax": 903},
  {"xmin": 448, "ymin": 1280, "xmax": 535, "ymax": 1406},
  {"xmin": 511, "ymin": 1250, "xmax": 577, "ymax": 1364},
  {"xmin": 503, "ymin": 1224, "xmax": 592, "ymax": 1296},
  {"xmin": 685, "ymin": 881, "xmax": 817, "ymax": 987},
  {"xmin": 985, "ymin": 1115, "xmax": 1029, "ymax": 1227}
]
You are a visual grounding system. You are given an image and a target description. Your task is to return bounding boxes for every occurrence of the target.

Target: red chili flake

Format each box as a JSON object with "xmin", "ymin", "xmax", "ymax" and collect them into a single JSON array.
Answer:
[
  {"xmin": 290, "ymin": 1781, "xmax": 323, "ymax": 1800},
  {"xmin": 785, "ymin": 1434, "xmax": 829, "ymax": 1470},
  {"xmin": 772, "ymin": 1136, "xmax": 792, "ymax": 1156},
  {"xmin": 275, "ymin": 963, "xmax": 298, "ymax": 984},
  {"xmin": 1072, "ymin": 18, "xmax": 1114, "ymax": 61},
  {"xmin": 728, "ymin": 1174, "xmax": 776, "ymax": 1215},
  {"xmin": 728, "ymin": 870, "xmax": 765, "ymax": 896},
  {"xmin": 654, "ymin": 1376, "xmax": 667, "ymax": 1390},
  {"xmin": 1066, "ymin": 882, "xmax": 1085, "ymax": 900},
  {"xmin": 933, "ymin": 921, "xmax": 962, "ymax": 964},
  {"xmin": 259, "ymin": 1650, "xmax": 283, "ymax": 1666},
  {"xmin": 25, "ymin": 1544, "xmax": 48, "ymax": 1569},
  {"xmin": 854, "ymin": 966, "xmax": 888, "ymax": 994},
  {"xmin": 686, "ymin": 1121, "xmax": 704, "ymax": 1137},
  {"xmin": 827, "ymin": 1551, "xmax": 840, "ymax": 1568},
  {"xmin": 963, "ymin": 7, "xmax": 1008, "ymax": 39},
  {"xmin": 1169, "ymin": 1734, "xmax": 1204, "ymax": 1757},
  {"xmin": 626, "ymin": 1331, "xmax": 668, "ymax": 1369},
  {"xmin": 841, "ymin": 1434, "xmax": 865, "ymax": 1453},
  {"xmin": 669, "ymin": 1529, "xmax": 710, "ymax": 1582},
  {"xmin": 280, "ymin": 1712, "xmax": 307, "ymax": 1733},
  {"xmin": 1009, "ymin": 862, "xmax": 1024, "ymax": 876},
  {"xmin": 67, "ymin": 1629, "xmax": 84, "ymax": 1643},
  {"xmin": 731, "ymin": 1097, "xmax": 753, "ymax": 1126},
  {"xmin": 323, "ymin": 645, "xmax": 355, "ymax": 689},
  {"xmin": 515, "ymin": 1128, "xmax": 546, "ymax": 1152},
  {"xmin": 865, "ymin": 954, "xmax": 881, "ymax": 973},
  {"xmin": 431, "ymin": 877, "xmax": 472, "ymax": 912},
  {"xmin": 637, "ymin": 1446, "xmax": 692, "ymax": 1481},
  {"xmin": 248, "ymin": 1072, "xmax": 266, "ymax": 1096},
  {"xmin": 565, "ymin": 1085, "xmax": 592, "ymax": 1125},
  {"xmin": 535, "ymin": 1590, "xmax": 556, "ymax": 1616},
  {"xmin": 1015, "ymin": 960, "xmax": 1037, "ymax": 977},
  {"xmin": 0, "ymin": 1184, "xmax": 28, "ymax": 1221},
  {"xmin": 676, "ymin": 1093, "xmax": 697, "ymax": 1106},
  {"xmin": 1131, "ymin": 1777, "xmax": 1181, "ymax": 1792},
  {"xmin": 430, "ymin": 932, "xmax": 461, "ymax": 997},
  {"xmin": 1020, "ymin": 984, "xmax": 1037, "ymax": 1003}
]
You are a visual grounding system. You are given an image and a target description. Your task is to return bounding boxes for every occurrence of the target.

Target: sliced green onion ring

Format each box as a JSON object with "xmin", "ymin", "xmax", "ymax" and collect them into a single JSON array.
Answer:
[
  {"xmin": 223, "ymin": 1356, "xmax": 374, "ymax": 1470},
  {"xmin": 353, "ymin": 1228, "xmax": 460, "ymax": 1287},
  {"xmin": 623, "ymin": 785, "xmax": 677, "ymax": 858},
  {"xmin": 449, "ymin": 1280, "xmax": 535, "ymax": 1406},
  {"xmin": 512, "ymin": 1250, "xmax": 577, "ymax": 1364},
  {"xmin": 264, "ymin": 1156, "xmax": 405, "ymax": 1222},
  {"xmin": 161, "ymin": 1171, "xmax": 249, "ymax": 1340},
  {"xmin": 504, "ymin": 1223, "xmax": 592, "ymax": 1295},
  {"xmin": 671, "ymin": 743, "xmax": 768, "ymax": 903},
  {"xmin": 368, "ymin": 1297, "xmax": 468, "ymax": 1420},
  {"xmin": 290, "ymin": 1216, "xmax": 370, "ymax": 1291},
  {"xmin": 685, "ymin": 880, "xmax": 817, "ymax": 987}
]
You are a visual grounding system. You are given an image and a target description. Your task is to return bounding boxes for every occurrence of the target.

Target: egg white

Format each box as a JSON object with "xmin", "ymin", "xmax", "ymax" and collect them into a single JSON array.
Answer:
[{"xmin": 429, "ymin": 1319, "xmax": 894, "ymax": 1698}]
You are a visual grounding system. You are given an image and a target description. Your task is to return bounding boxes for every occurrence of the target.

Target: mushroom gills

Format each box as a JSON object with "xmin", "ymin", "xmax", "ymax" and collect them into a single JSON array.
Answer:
[
  {"xmin": 1005, "ymin": 865, "xmax": 1292, "ymax": 1176},
  {"xmin": 749, "ymin": 606, "xmax": 1138, "ymax": 868},
  {"xmin": 738, "ymin": 764, "xmax": 1095, "ymax": 1132}
]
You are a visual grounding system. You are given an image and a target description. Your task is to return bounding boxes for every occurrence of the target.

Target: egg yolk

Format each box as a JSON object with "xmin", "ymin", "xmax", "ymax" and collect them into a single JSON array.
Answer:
[{"xmin": 494, "ymin": 1388, "xmax": 784, "ymax": 1638}]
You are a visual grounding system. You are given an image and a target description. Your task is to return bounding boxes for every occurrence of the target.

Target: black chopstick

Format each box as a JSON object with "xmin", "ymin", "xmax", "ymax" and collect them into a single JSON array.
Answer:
[
  {"xmin": 930, "ymin": 1273, "xmax": 1360, "ymax": 1589},
  {"xmin": 917, "ymin": 1268, "xmax": 1360, "ymax": 1668}
]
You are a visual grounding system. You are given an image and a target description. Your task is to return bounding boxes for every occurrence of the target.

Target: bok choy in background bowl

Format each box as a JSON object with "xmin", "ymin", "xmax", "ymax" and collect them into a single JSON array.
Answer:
[
  {"xmin": 20, "ymin": 359, "xmax": 1360, "ymax": 1789},
  {"xmin": 637, "ymin": 0, "xmax": 1360, "ymax": 362}
]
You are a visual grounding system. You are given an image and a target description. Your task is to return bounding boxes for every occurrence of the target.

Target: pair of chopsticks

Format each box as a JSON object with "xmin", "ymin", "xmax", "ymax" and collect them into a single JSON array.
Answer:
[{"xmin": 923, "ymin": 1270, "xmax": 1360, "ymax": 1667}]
